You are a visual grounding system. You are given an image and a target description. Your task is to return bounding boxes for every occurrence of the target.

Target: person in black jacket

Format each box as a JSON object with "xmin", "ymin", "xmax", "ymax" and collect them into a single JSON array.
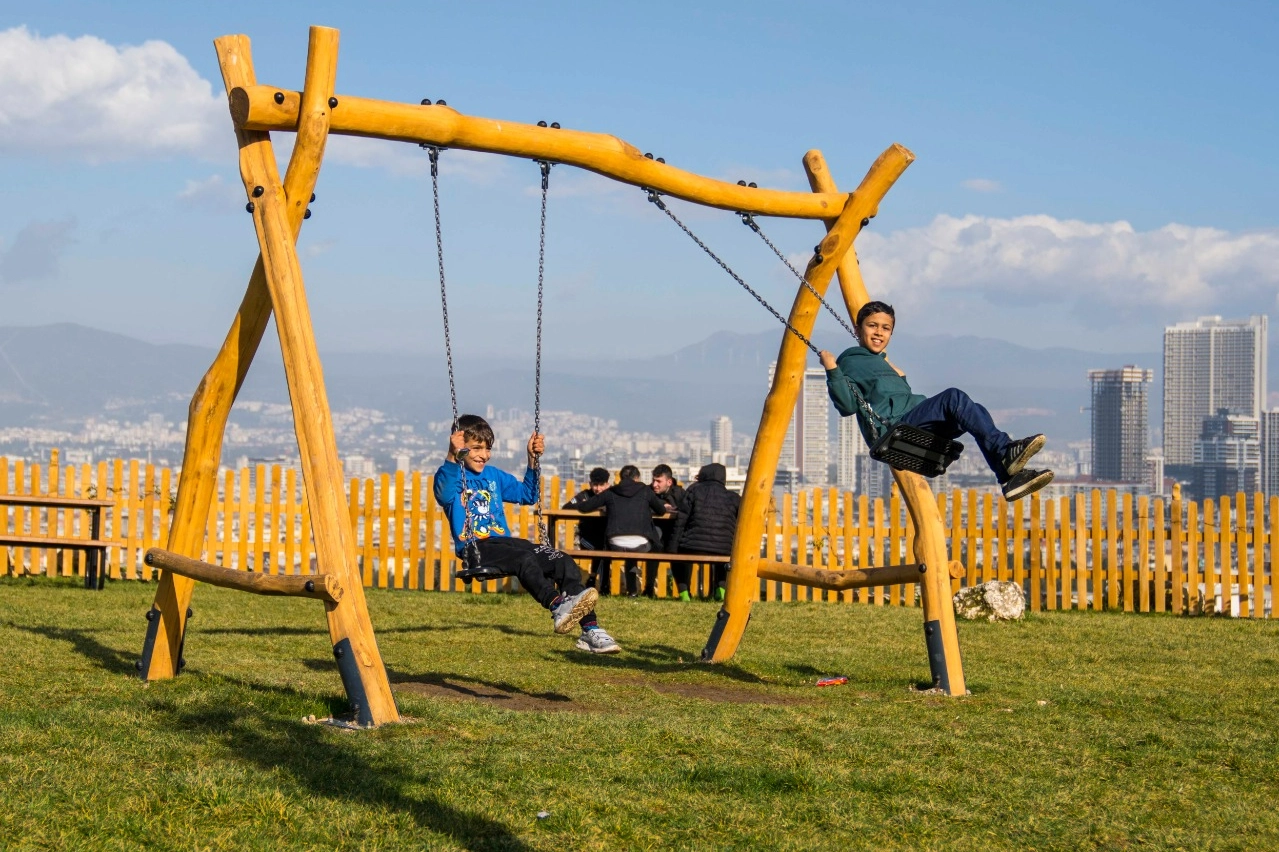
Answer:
[
  {"xmin": 672, "ymin": 462, "xmax": 741, "ymax": 602},
  {"xmin": 562, "ymin": 467, "xmax": 612, "ymax": 593},
  {"xmin": 566, "ymin": 464, "xmax": 667, "ymax": 596}
]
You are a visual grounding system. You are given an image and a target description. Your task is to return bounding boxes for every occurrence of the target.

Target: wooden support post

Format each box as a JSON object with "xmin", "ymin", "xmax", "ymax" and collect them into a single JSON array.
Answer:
[
  {"xmin": 801, "ymin": 149, "xmax": 966, "ymax": 695},
  {"xmin": 231, "ymin": 52, "xmax": 398, "ymax": 725},
  {"xmin": 145, "ymin": 548, "xmax": 344, "ymax": 603},
  {"xmin": 703, "ymin": 144, "xmax": 913, "ymax": 663},
  {"xmin": 142, "ymin": 27, "xmax": 339, "ymax": 682}
]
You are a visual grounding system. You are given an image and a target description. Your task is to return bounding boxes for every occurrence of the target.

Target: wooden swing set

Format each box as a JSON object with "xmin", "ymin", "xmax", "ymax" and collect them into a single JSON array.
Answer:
[{"xmin": 139, "ymin": 25, "xmax": 966, "ymax": 727}]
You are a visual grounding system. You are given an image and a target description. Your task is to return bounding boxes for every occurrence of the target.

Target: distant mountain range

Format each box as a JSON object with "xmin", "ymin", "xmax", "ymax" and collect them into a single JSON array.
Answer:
[{"xmin": 0, "ymin": 323, "xmax": 1167, "ymax": 443}]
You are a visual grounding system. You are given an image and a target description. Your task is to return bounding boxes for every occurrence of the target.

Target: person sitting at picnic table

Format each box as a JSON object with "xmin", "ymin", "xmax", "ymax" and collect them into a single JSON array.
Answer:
[
  {"xmin": 562, "ymin": 467, "xmax": 612, "ymax": 592},
  {"xmin": 672, "ymin": 462, "xmax": 740, "ymax": 602},
  {"xmin": 564, "ymin": 464, "xmax": 667, "ymax": 597}
]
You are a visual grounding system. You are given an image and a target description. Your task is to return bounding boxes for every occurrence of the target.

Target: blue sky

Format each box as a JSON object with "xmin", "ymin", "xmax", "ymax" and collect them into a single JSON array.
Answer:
[{"xmin": 1, "ymin": 0, "xmax": 1276, "ymax": 361}]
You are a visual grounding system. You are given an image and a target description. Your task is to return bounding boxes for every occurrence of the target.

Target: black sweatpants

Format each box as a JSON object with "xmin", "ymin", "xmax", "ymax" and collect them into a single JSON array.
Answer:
[
  {"xmin": 466, "ymin": 536, "xmax": 587, "ymax": 609},
  {"xmin": 671, "ymin": 549, "xmax": 729, "ymax": 592}
]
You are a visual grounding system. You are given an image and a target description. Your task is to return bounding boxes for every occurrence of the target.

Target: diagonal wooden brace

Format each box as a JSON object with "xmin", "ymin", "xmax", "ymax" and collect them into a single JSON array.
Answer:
[
  {"xmin": 803, "ymin": 149, "xmax": 966, "ymax": 695},
  {"xmin": 705, "ymin": 144, "xmax": 914, "ymax": 664},
  {"xmin": 142, "ymin": 27, "xmax": 339, "ymax": 682}
]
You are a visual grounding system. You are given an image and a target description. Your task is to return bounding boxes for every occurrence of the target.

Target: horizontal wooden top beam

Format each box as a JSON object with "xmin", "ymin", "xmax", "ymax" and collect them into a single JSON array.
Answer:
[
  {"xmin": 0, "ymin": 495, "xmax": 113, "ymax": 509},
  {"xmin": 0, "ymin": 535, "xmax": 109, "ymax": 548},
  {"xmin": 565, "ymin": 549, "xmax": 730, "ymax": 563},
  {"xmin": 228, "ymin": 83, "xmax": 885, "ymax": 219}
]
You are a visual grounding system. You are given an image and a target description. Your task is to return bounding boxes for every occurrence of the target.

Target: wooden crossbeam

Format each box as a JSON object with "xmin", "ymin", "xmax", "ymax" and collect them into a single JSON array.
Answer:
[
  {"xmin": 756, "ymin": 560, "xmax": 966, "ymax": 592},
  {"xmin": 229, "ymin": 84, "xmax": 848, "ymax": 220},
  {"xmin": 144, "ymin": 548, "xmax": 343, "ymax": 603}
]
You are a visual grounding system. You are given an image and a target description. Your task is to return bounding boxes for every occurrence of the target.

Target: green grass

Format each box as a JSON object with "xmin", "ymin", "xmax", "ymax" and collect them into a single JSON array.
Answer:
[{"xmin": 1, "ymin": 577, "xmax": 1277, "ymax": 851}]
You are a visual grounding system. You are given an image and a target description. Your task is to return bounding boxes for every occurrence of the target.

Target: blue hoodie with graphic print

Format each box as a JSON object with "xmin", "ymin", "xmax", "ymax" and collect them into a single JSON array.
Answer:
[{"xmin": 433, "ymin": 460, "xmax": 540, "ymax": 555}]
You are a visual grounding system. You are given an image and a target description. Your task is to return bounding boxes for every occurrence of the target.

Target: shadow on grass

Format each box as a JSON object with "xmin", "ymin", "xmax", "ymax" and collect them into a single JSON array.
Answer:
[
  {"xmin": 156, "ymin": 683, "xmax": 532, "ymax": 852},
  {"xmin": 385, "ymin": 668, "xmax": 573, "ymax": 704},
  {"xmin": 196, "ymin": 621, "xmax": 544, "ymax": 639},
  {"xmin": 548, "ymin": 641, "xmax": 768, "ymax": 683},
  {"xmin": 14, "ymin": 625, "xmax": 138, "ymax": 675}
]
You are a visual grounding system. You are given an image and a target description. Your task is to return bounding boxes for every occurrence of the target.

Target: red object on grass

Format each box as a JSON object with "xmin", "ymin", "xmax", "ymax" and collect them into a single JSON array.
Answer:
[{"xmin": 816, "ymin": 677, "xmax": 848, "ymax": 687}]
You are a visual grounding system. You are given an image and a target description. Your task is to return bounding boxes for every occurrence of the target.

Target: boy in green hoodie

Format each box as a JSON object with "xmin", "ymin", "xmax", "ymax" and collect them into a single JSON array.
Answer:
[{"xmin": 819, "ymin": 301, "xmax": 1053, "ymax": 502}]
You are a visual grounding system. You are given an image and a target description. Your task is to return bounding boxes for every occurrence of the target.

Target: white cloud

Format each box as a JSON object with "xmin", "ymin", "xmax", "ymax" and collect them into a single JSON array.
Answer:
[
  {"xmin": 176, "ymin": 174, "xmax": 241, "ymax": 210},
  {"xmin": 961, "ymin": 178, "xmax": 1002, "ymax": 193},
  {"xmin": 0, "ymin": 26, "xmax": 226, "ymax": 161},
  {"xmin": 858, "ymin": 214, "xmax": 1279, "ymax": 323},
  {"xmin": 1, "ymin": 218, "xmax": 77, "ymax": 285}
]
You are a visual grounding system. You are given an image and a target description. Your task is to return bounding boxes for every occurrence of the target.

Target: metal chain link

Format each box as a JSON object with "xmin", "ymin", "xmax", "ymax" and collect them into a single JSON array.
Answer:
[
  {"xmin": 533, "ymin": 160, "xmax": 552, "ymax": 545},
  {"xmin": 645, "ymin": 190, "xmax": 821, "ymax": 357},
  {"xmin": 647, "ymin": 190, "xmax": 892, "ymax": 434},
  {"xmin": 424, "ymin": 144, "xmax": 481, "ymax": 567},
  {"xmin": 740, "ymin": 213, "xmax": 858, "ymax": 340}
]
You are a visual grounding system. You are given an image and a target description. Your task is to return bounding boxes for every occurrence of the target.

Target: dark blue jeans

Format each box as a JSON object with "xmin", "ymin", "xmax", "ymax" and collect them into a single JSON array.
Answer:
[{"xmin": 898, "ymin": 388, "xmax": 1013, "ymax": 483}]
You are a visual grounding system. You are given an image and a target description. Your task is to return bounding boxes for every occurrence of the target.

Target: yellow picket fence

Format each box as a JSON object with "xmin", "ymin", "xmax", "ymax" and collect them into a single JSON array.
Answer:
[{"xmin": 0, "ymin": 453, "xmax": 1273, "ymax": 617}]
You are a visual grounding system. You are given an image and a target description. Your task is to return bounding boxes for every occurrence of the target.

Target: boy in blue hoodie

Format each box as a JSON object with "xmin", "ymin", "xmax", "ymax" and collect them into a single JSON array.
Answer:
[
  {"xmin": 433, "ymin": 414, "xmax": 620, "ymax": 653},
  {"xmin": 819, "ymin": 301, "xmax": 1053, "ymax": 502}
]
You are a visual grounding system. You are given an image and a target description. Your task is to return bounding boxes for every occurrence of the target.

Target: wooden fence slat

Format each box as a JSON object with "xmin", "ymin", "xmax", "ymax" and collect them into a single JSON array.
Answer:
[
  {"xmin": 8, "ymin": 455, "xmax": 1279, "ymax": 619},
  {"xmin": 1235, "ymin": 493, "xmax": 1248, "ymax": 618},
  {"xmin": 1252, "ymin": 493, "xmax": 1265, "ymax": 619}
]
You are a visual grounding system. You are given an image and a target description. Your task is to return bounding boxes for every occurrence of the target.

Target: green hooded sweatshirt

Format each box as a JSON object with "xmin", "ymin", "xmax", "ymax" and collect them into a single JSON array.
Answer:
[{"xmin": 824, "ymin": 345, "xmax": 926, "ymax": 446}]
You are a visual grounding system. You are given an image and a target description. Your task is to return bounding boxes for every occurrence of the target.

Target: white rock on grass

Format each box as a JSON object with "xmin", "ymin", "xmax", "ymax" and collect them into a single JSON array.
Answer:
[{"xmin": 953, "ymin": 581, "xmax": 1026, "ymax": 622}]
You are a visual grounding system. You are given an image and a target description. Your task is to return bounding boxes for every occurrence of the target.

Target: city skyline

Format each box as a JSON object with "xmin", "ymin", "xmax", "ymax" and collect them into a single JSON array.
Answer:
[{"xmin": 2, "ymin": 5, "xmax": 1276, "ymax": 366}]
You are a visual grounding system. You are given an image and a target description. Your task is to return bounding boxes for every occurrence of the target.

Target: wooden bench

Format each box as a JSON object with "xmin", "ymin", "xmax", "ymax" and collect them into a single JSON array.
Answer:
[
  {"xmin": 0, "ymin": 494, "xmax": 114, "ymax": 589},
  {"xmin": 544, "ymin": 507, "xmax": 730, "ymax": 596}
]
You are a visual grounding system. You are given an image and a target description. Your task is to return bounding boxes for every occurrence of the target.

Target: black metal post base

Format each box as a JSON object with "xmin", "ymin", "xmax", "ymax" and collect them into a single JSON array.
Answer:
[
  {"xmin": 923, "ymin": 619, "xmax": 951, "ymax": 694},
  {"xmin": 333, "ymin": 638, "xmax": 376, "ymax": 726}
]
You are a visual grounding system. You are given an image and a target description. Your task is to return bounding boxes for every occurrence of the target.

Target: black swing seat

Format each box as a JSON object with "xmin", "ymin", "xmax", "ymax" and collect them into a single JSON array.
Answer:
[
  {"xmin": 456, "ymin": 565, "xmax": 507, "ymax": 583},
  {"xmin": 870, "ymin": 423, "xmax": 964, "ymax": 478}
]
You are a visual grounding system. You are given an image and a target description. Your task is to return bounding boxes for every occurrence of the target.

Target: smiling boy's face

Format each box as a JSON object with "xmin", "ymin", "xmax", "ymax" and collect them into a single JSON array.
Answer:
[
  {"xmin": 461, "ymin": 439, "xmax": 491, "ymax": 473},
  {"xmin": 857, "ymin": 311, "xmax": 894, "ymax": 355}
]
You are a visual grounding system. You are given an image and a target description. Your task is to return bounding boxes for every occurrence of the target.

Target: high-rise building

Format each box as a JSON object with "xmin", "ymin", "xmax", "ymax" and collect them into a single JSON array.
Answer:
[
  {"xmin": 769, "ymin": 362, "xmax": 831, "ymax": 486},
  {"xmin": 1163, "ymin": 315, "xmax": 1267, "ymax": 472},
  {"xmin": 836, "ymin": 414, "xmax": 864, "ymax": 490},
  {"xmin": 1089, "ymin": 367, "xmax": 1153, "ymax": 483},
  {"xmin": 710, "ymin": 416, "xmax": 733, "ymax": 456},
  {"xmin": 1262, "ymin": 411, "xmax": 1279, "ymax": 496},
  {"xmin": 1190, "ymin": 409, "xmax": 1260, "ymax": 500}
]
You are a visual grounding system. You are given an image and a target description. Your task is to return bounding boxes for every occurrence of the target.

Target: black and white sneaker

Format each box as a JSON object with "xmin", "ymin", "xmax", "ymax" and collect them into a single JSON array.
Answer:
[
  {"xmin": 1003, "ymin": 434, "xmax": 1046, "ymax": 477},
  {"xmin": 1002, "ymin": 468, "xmax": 1053, "ymax": 501}
]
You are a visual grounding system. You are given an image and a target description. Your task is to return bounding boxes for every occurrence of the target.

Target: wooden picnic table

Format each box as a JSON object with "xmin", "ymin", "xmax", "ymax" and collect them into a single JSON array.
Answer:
[
  {"xmin": 542, "ymin": 507, "xmax": 730, "ymax": 565},
  {"xmin": 0, "ymin": 494, "xmax": 114, "ymax": 589}
]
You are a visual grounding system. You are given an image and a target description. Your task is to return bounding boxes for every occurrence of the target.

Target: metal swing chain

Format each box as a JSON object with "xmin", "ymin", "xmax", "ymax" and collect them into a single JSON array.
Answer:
[
  {"xmin": 646, "ymin": 190, "xmax": 893, "ymax": 435},
  {"xmin": 424, "ymin": 143, "xmax": 482, "ymax": 567},
  {"xmin": 426, "ymin": 146, "xmax": 459, "ymax": 428},
  {"xmin": 739, "ymin": 214, "xmax": 859, "ymax": 341},
  {"xmin": 532, "ymin": 160, "xmax": 552, "ymax": 546},
  {"xmin": 737, "ymin": 213, "xmax": 891, "ymax": 432},
  {"xmin": 645, "ymin": 190, "xmax": 821, "ymax": 358}
]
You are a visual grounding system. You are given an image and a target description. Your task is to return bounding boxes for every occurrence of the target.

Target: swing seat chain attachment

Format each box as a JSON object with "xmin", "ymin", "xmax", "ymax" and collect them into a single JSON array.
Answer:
[
  {"xmin": 644, "ymin": 188, "xmax": 963, "ymax": 478},
  {"xmin": 870, "ymin": 423, "xmax": 964, "ymax": 479}
]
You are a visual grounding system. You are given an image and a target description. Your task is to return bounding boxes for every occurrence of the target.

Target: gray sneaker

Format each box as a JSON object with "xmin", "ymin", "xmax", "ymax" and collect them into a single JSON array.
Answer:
[
  {"xmin": 551, "ymin": 588, "xmax": 599, "ymax": 634},
  {"xmin": 575, "ymin": 628, "xmax": 621, "ymax": 654}
]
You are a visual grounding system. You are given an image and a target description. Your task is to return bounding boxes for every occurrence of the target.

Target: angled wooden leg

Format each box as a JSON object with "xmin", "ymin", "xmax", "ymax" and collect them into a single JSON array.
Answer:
[
  {"xmin": 802, "ymin": 150, "xmax": 966, "ymax": 695},
  {"xmin": 704, "ymin": 144, "xmax": 913, "ymax": 663},
  {"xmin": 233, "ymin": 72, "xmax": 397, "ymax": 727},
  {"xmin": 142, "ymin": 27, "xmax": 340, "ymax": 682}
]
